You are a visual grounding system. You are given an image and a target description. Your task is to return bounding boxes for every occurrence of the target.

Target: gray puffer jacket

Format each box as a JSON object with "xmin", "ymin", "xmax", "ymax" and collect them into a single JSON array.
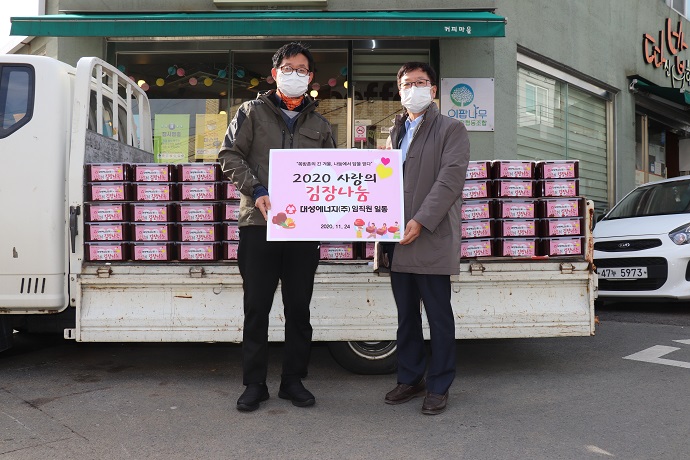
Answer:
[{"xmin": 218, "ymin": 90, "xmax": 336, "ymax": 226}]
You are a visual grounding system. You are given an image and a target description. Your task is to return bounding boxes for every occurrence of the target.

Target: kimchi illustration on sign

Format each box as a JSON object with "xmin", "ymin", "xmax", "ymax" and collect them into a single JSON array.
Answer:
[{"xmin": 267, "ymin": 149, "xmax": 404, "ymax": 242}]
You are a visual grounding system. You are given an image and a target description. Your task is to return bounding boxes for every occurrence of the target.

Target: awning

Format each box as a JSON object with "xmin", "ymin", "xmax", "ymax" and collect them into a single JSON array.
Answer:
[
  {"xmin": 10, "ymin": 11, "xmax": 506, "ymax": 39},
  {"xmin": 629, "ymin": 75, "xmax": 690, "ymax": 107}
]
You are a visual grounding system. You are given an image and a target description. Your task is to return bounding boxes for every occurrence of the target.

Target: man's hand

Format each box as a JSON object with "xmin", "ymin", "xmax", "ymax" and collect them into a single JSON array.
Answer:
[
  {"xmin": 399, "ymin": 219, "xmax": 422, "ymax": 245},
  {"xmin": 255, "ymin": 195, "xmax": 271, "ymax": 221}
]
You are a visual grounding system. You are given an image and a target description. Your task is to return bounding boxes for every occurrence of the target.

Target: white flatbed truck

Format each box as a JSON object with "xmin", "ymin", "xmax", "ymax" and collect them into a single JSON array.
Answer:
[{"xmin": 0, "ymin": 56, "xmax": 596, "ymax": 372}]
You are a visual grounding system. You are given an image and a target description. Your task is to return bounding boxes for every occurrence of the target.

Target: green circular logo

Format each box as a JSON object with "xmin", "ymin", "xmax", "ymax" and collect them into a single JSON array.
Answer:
[{"xmin": 450, "ymin": 84, "xmax": 474, "ymax": 107}]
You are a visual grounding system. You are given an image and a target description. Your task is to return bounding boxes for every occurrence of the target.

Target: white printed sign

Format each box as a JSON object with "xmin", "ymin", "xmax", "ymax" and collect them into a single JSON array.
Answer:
[{"xmin": 440, "ymin": 78, "xmax": 495, "ymax": 131}]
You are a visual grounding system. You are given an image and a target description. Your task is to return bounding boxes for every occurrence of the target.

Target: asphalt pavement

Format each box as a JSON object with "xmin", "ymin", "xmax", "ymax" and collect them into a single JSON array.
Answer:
[{"xmin": 1, "ymin": 303, "xmax": 690, "ymax": 460}]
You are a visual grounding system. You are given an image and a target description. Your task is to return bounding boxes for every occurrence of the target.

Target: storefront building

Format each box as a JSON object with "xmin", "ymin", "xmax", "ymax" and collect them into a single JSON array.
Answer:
[{"xmin": 10, "ymin": 0, "xmax": 690, "ymax": 216}]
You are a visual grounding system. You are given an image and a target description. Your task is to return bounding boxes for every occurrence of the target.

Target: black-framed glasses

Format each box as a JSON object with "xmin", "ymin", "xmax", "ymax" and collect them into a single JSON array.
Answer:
[
  {"xmin": 278, "ymin": 65, "xmax": 310, "ymax": 77},
  {"xmin": 400, "ymin": 79, "xmax": 431, "ymax": 90}
]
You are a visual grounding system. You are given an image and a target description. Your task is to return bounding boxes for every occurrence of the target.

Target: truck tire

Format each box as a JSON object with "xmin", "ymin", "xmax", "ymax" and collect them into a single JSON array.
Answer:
[
  {"xmin": 0, "ymin": 316, "xmax": 13, "ymax": 353},
  {"xmin": 327, "ymin": 340, "xmax": 397, "ymax": 375}
]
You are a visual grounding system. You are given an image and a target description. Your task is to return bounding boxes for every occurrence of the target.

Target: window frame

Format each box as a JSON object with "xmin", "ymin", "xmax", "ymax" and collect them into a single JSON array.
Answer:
[
  {"xmin": 0, "ymin": 64, "xmax": 35, "ymax": 139},
  {"xmin": 668, "ymin": 0, "xmax": 688, "ymax": 18},
  {"xmin": 516, "ymin": 51, "xmax": 615, "ymax": 212}
]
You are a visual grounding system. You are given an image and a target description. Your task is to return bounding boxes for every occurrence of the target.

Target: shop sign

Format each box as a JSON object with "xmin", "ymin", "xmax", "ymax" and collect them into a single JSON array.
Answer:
[
  {"xmin": 153, "ymin": 114, "xmax": 190, "ymax": 163},
  {"xmin": 642, "ymin": 18, "xmax": 690, "ymax": 87},
  {"xmin": 439, "ymin": 78, "xmax": 494, "ymax": 131},
  {"xmin": 267, "ymin": 148, "xmax": 404, "ymax": 242}
]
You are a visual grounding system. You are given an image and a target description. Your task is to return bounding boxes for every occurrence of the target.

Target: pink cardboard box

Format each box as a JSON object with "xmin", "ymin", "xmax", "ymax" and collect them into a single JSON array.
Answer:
[
  {"xmin": 85, "ymin": 223, "xmax": 127, "ymax": 241},
  {"xmin": 494, "ymin": 180, "xmax": 534, "ymax": 198},
  {"xmin": 223, "ymin": 222, "xmax": 240, "ymax": 241},
  {"xmin": 497, "ymin": 238, "xmax": 538, "ymax": 257},
  {"xmin": 130, "ymin": 203, "xmax": 172, "ymax": 222},
  {"xmin": 177, "ymin": 242, "xmax": 219, "ymax": 261},
  {"xmin": 224, "ymin": 241, "xmax": 239, "ymax": 260},
  {"xmin": 365, "ymin": 242, "xmax": 375, "ymax": 259},
  {"xmin": 132, "ymin": 164, "xmax": 174, "ymax": 182},
  {"xmin": 133, "ymin": 183, "xmax": 173, "ymax": 201},
  {"xmin": 320, "ymin": 243, "xmax": 354, "ymax": 260},
  {"xmin": 461, "ymin": 220, "xmax": 493, "ymax": 239},
  {"xmin": 85, "ymin": 202, "xmax": 127, "ymax": 222},
  {"xmin": 86, "ymin": 163, "xmax": 129, "ymax": 182},
  {"xmin": 84, "ymin": 242, "xmax": 127, "ymax": 261},
  {"xmin": 541, "ymin": 218, "xmax": 583, "ymax": 236},
  {"xmin": 465, "ymin": 161, "xmax": 491, "ymax": 179},
  {"xmin": 499, "ymin": 219, "xmax": 537, "ymax": 237},
  {"xmin": 540, "ymin": 198, "xmax": 584, "ymax": 218},
  {"xmin": 538, "ymin": 160, "xmax": 579, "ymax": 179},
  {"xmin": 493, "ymin": 160, "xmax": 535, "ymax": 179},
  {"xmin": 538, "ymin": 179, "xmax": 579, "ymax": 197},
  {"xmin": 179, "ymin": 182, "xmax": 218, "ymax": 201},
  {"xmin": 224, "ymin": 201, "xmax": 241, "ymax": 221},
  {"xmin": 178, "ymin": 223, "xmax": 219, "ymax": 242},
  {"xmin": 222, "ymin": 182, "xmax": 241, "ymax": 200},
  {"xmin": 461, "ymin": 200, "xmax": 492, "ymax": 220},
  {"xmin": 178, "ymin": 163, "xmax": 219, "ymax": 182},
  {"xmin": 131, "ymin": 223, "xmax": 173, "ymax": 241},
  {"xmin": 88, "ymin": 183, "xmax": 130, "ymax": 201},
  {"xmin": 543, "ymin": 237, "xmax": 583, "ymax": 256},
  {"xmin": 177, "ymin": 203, "xmax": 219, "ymax": 222},
  {"xmin": 495, "ymin": 199, "xmax": 536, "ymax": 218},
  {"xmin": 131, "ymin": 242, "xmax": 172, "ymax": 261},
  {"xmin": 461, "ymin": 239, "xmax": 493, "ymax": 258},
  {"xmin": 462, "ymin": 180, "xmax": 491, "ymax": 199}
]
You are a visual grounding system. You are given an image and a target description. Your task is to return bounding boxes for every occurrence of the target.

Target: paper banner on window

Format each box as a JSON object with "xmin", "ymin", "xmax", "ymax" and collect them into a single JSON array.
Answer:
[
  {"xmin": 195, "ymin": 114, "xmax": 226, "ymax": 161},
  {"xmin": 153, "ymin": 114, "xmax": 190, "ymax": 163},
  {"xmin": 267, "ymin": 149, "xmax": 404, "ymax": 242}
]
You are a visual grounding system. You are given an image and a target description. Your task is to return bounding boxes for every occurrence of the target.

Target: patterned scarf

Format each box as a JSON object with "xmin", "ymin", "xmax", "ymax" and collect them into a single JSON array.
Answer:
[{"xmin": 278, "ymin": 90, "xmax": 305, "ymax": 111}]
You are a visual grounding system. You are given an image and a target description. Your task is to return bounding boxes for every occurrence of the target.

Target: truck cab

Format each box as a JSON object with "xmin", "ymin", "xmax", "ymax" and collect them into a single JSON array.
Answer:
[{"xmin": 0, "ymin": 56, "xmax": 151, "ymax": 351}]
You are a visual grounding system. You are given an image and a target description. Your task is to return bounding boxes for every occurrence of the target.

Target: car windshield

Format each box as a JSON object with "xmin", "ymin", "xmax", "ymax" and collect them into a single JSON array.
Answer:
[{"xmin": 605, "ymin": 178, "xmax": 690, "ymax": 220}]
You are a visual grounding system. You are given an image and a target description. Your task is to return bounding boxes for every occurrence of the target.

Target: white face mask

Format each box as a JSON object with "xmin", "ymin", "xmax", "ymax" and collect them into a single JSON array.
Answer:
[
  {"xmin": 276, "ymin": 72, "xmax": 309, "ymax": 98},
  {"xmin": 400, "ymin": 86, "xmax": 433, "ymax": 114}
]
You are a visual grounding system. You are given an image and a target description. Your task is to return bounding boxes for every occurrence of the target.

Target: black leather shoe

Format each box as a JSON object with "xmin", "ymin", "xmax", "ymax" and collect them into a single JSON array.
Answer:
[
  {"xmin": 384, "ymin": 379, "xmax": 426, "ymax": 405},
  {"xmin": 236, "ymin": 383, "xmax": 269, "ymax": 412},
  {"xmin": 278, "ymin": 380, "xmax": 316, "ymax": 407},
  {"xmin": 421, "ymin": 391, "xmax": 448, "ymax": 415}
]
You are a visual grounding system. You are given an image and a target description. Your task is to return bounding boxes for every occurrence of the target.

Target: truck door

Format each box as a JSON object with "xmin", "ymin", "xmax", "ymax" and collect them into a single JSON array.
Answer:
[{"xmin": 0, "ymin": 56, "xmax": 74, "ymax": 314}]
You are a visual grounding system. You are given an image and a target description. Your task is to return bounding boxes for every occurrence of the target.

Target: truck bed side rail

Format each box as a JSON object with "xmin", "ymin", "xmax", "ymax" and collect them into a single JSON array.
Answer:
[{"xmin": 67, "ymin": 57, "xmax": 153, "ymax": 280}]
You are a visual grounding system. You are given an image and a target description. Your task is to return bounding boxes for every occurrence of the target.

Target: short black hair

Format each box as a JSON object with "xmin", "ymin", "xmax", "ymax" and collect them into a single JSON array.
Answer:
[
  {"xmin": 397, "ymin": 62, "xmax": 437, "ymax": 87},
  {"xmin": 272, "ymin": 42, "xmax": 315, "ymax": 72}
]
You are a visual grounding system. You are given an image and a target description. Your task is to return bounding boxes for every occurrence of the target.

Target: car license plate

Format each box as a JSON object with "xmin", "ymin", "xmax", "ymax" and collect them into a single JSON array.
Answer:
[{"xmin": 597, "ymin": 267, "xmax": 648, "ymax": 279}]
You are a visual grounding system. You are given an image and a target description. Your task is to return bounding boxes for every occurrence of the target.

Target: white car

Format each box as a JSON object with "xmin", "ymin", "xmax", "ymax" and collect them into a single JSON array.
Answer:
[{"xmin": 594, "ymin": 175, "xmax": 690, "ymax": 301}]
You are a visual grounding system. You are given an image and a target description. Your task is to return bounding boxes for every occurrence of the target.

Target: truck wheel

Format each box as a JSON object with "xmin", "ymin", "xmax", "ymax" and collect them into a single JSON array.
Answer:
[
  {"xmin": 0, "ymin": 316, "xmax": 13, "ymax": 353},
  {"xmin": 327, "ymin": 341, "xmax": 397, "ymax": 375}
]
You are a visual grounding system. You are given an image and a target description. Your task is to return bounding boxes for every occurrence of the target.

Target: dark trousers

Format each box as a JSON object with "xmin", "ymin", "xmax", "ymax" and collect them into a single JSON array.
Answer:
[
  {"xmin": 385, "ymin": 245, "xmax": 456, "ymax": 394},
  {"xmin": 237, "ymin": 226, "xmax": 320, "ymax": 385}
]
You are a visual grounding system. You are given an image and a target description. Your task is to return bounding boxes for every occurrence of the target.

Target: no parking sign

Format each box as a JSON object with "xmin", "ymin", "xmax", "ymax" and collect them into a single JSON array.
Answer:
[{"xmin": 354, "ymin": 125, "xmax": 367, "ymax": 142}]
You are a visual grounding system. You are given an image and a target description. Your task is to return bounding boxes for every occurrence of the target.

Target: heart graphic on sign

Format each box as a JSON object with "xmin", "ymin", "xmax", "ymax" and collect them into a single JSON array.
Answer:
[
  {"xmin": 381, "ymin": 157, "xmax": 390, "ymax": 166},
  {"xmin": 376, "ymin": 163, "xmax": 393, "ymax": 179}
]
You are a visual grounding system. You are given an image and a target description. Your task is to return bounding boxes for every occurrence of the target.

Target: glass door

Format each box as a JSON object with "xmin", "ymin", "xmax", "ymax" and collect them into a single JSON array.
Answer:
[{"xmin": 636, "ymin": 114, "xmax": 669, "ymax": 185}]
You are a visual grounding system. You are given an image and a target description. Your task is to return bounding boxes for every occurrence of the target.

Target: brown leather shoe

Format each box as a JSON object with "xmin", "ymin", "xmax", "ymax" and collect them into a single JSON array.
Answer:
[
  {"xmin": 421, "ymin": 392, "xmax": 448, "ymax": 415},
  {"xmin": 384, "ymin": 379, "xmax": 426, "ymax": 405}
]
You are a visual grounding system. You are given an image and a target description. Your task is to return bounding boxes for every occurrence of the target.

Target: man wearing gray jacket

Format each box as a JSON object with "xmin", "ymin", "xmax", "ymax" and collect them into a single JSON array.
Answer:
[
  {"xmin": 219, "ymin": 42, "xmax": 335, "ymax": 412},
  {"xmin": 382, "ymin": 62, "xmax": 470, "ymax": 415}
]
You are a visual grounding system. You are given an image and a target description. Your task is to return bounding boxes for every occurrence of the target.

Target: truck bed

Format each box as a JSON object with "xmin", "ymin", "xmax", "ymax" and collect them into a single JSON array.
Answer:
[{"xmin": 70, "ymin": 258, "xmax": 595, "ymax": 343}]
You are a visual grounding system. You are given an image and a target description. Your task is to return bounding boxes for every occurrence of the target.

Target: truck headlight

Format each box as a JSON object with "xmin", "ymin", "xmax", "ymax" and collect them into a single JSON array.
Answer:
[{"xmin": 669, "ymin": 223, "xmax": 690, "ymax": 245}]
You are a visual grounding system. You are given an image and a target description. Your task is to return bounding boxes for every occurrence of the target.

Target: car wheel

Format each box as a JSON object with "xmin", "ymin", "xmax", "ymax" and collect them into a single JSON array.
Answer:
[{"xmin": 327, "ymin": 340, "xmax": 397, "ymax": 375}]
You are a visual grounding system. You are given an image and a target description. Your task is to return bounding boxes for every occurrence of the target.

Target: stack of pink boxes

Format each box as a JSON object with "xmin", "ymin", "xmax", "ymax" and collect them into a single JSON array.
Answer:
[
  {"xmin": 83, "ymin": 163, "xmax": 241, "ymax": 262},
  {"xmin": 460, "ymin": 159, "xmax": 585, "ymax": 259},
  {"xmin": 319, "ymin": 241, "xmax": 376, "ymax": 261}
]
